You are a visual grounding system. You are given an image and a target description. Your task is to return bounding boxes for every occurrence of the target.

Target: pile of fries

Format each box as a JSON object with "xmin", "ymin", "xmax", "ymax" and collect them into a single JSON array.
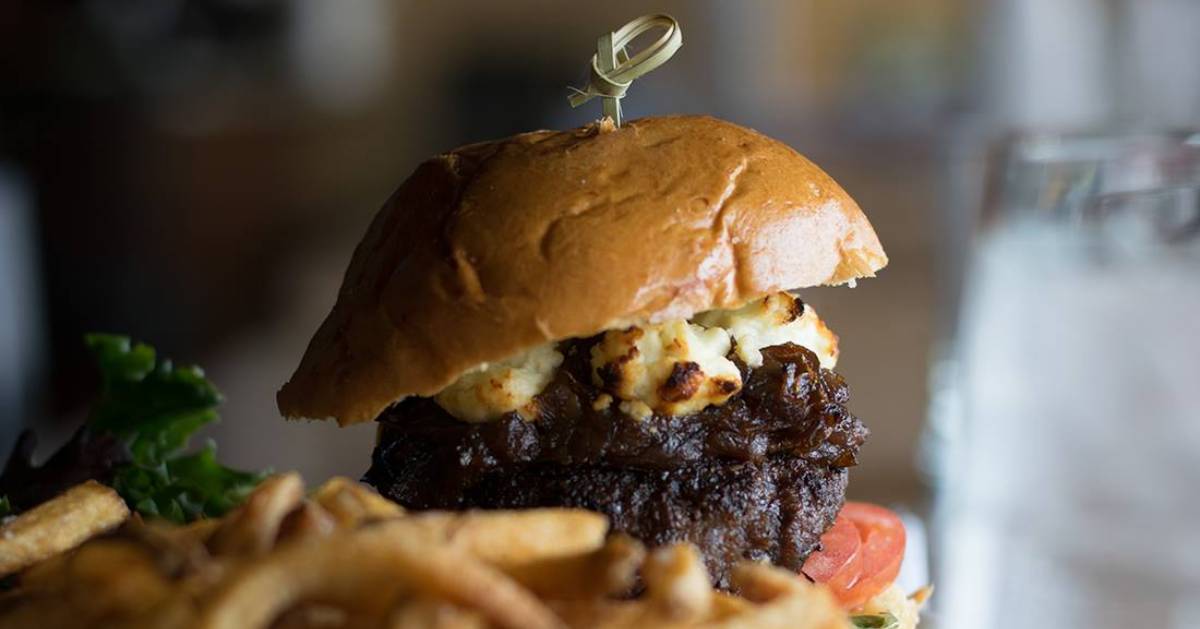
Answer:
[{"xmin": 0, "ymin": 473, "xmax": 848, "ymax": 629}]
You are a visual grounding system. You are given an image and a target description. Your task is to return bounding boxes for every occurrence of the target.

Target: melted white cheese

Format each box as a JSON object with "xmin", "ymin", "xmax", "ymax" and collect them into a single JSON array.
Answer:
[
  {"xmin": 433, "ymin": 292, "xmax": 840, "ymax": 422},
  {"xmin": 433, "ymin": 343, "xmax": 563, "ymax": 423},
  {"xmin": 694, "ymin": 292, "xmax": 838, "ymax": 369},
  {"xmin": 589, "ymin": 320, "xmax": 742, "ymax": 418}
]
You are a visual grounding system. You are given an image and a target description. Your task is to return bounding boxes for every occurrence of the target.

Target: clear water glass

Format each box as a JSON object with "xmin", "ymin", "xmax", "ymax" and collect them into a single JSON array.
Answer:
[{"xmin": 930, "ymin": 132, "xmax": 1200, "ymax": 628}]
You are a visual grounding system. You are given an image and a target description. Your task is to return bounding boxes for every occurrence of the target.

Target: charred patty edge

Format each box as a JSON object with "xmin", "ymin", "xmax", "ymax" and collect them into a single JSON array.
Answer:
[{"xmin": 364, "ymin": 449, "xmax": 847, "ymax": 588}]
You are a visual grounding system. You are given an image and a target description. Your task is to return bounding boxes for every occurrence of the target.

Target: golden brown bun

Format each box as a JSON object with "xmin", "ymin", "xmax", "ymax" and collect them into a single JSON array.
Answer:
[{"xmin": 278, "ymin": 115, "xmax": 886, "ymax": 425}]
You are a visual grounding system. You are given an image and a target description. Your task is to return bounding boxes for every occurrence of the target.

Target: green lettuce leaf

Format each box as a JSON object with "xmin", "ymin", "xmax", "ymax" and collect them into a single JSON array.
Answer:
[
  {"xmin": 0, "ymin": 334, "xmax": 265, "ymax": 522},
  {"xmin": 85, "ymin": 334, "xmax": 222, "ymax": 465},
  {"xmin": 111, "ymin": 442, "xmax": 264, "ymax": 524},
  {"xmin": 85, "ymin": 334, "xmax": 265, "ymax": 522}
]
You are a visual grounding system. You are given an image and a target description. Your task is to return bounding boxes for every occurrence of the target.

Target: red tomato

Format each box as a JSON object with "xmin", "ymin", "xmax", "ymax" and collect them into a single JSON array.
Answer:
[
  {"xmin": 801, "ymin": 502, "xmax": 906, "ymax": 610},
  {"xmin": 798, "ymin": 513, "xmax": 862, "ymax": 590}
]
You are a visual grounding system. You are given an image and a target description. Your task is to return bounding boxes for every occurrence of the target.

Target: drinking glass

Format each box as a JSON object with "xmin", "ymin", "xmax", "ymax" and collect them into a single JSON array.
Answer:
[{"xmin": 929, "ymin": 132, "xmax": 1200, "ymax": 628}]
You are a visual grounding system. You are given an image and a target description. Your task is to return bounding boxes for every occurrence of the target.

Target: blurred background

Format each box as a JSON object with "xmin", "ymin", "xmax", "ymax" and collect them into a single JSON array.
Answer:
[{"xmin": 2, "ymin": 1, "xmax": 1198, "ymax": 626}]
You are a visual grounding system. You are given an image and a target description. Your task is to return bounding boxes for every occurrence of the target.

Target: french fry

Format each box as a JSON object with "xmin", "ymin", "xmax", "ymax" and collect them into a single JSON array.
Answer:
[
  {"xmin": 197, "ymin": 521, "xmax": 562, "ymax": 629},
  {"xmin": 0, "ymin": 474, "xmax": 892, "ymax": 629},
  {"xmin": 208, "ymin": 473, "xmax": 304, "ymax": 557},
  {"xmin": 310, "ymin": 476, "xmax": 403, "ymax": 527},
  {"xmin": 13, "ymin": 549, "xmax": 72, "ymax": 591},
  {"xmin": 504, "ymin": 534, "xmax": 644, "ymax": 599},
  {"xmin": 271, "ymin": 604, "xmax": 379, "ymax": 629},
  {"xmin": 276, "ymin": 500, "xmax": 336, "ymax": 544},
  {"xmin": 712, "ymin": 562, "xmax": 846, "ymax": 629},
  {"xmin": 0, "ymin": 480, "xmax": 129, "ymax": 576},
  {"xmin": 643, "ymin": 544, "xmax": 713, "ymax": 622},
  {"xmin": 547, "ymin": 600, "xmax": 651, "ymax": 629},
  {"xmin": 397, "ymin": 509, "xmax": 608, "ymax": 569},
  {"xmin": 707, "ymin": 592, "xmax": 753, "ymax": 620},
  {"xmin": 0, "ymin": 596, "xmax": 85, "ymax": 629},
  {"xmin": 60, "ymin": 540, "xmax": 175, "ymax": 619},
  {"xmin": 389, "ymin": 597, "xmax": 489, "ymax": 629},
  {"xmin": 167, "ymin": 518, "xmax": 223, "ymax": 547},
  {"xmin": 0, "ymin": 540, "xmax": 173, "ymax": 629},
  {"xmin": 120, "ymin": 519, "xmax": 217, "ymax": 579}
]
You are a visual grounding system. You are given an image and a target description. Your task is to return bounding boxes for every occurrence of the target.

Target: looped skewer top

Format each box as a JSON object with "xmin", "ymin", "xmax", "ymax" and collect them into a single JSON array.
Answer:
[{"xmin": 567, "ymin": 14, "xmax": 682, "ymax": 127}]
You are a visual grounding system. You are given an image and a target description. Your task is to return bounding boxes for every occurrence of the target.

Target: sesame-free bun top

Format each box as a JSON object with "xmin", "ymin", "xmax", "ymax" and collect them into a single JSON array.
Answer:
[{"xmin": 278, "ymin": 115, "xmax": 886, "ymax": 425}]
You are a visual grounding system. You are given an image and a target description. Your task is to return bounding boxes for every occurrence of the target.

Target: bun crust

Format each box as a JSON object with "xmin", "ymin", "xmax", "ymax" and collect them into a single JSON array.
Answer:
[{"xmin": 278, "ymin": 115, "xmax": 886, "ymax": 424}]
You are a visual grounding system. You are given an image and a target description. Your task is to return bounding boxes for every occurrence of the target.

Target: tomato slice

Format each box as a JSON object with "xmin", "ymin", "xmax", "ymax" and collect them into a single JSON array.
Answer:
[
  {"xmin": 798, "ymin": 513, "xmax": 862, "ymax": 590},
  {"xmin": 801, "ymin": 502, "xmax": 906, "ymax": 610}
]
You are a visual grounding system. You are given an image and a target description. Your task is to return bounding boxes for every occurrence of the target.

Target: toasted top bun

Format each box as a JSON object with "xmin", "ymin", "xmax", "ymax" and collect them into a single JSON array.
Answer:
[{"xmin": 278, "ymin": 115, "xmax": 886, "ymax": 425}]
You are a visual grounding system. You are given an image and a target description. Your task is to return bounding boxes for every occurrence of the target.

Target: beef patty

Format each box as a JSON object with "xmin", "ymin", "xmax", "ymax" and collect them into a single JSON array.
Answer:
[{"xmin": 364, "ymin": 340, "xmax": 866, "ymax": 587}]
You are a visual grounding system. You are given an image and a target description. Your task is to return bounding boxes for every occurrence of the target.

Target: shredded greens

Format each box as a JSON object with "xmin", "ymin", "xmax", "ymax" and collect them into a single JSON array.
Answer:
[
  {"xmin": 850, "ymin": 612, "xmax": 900, "ymax": 629},
  {"xmin": 0, "ymin": 335, "xmax": 265, "ymax": 523}
]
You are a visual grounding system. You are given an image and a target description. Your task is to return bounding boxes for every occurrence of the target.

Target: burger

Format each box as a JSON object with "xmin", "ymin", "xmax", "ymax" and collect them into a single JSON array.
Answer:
[{"xmin": 278, "ymin": 115, "xmax": 916, "ymax": 619}]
